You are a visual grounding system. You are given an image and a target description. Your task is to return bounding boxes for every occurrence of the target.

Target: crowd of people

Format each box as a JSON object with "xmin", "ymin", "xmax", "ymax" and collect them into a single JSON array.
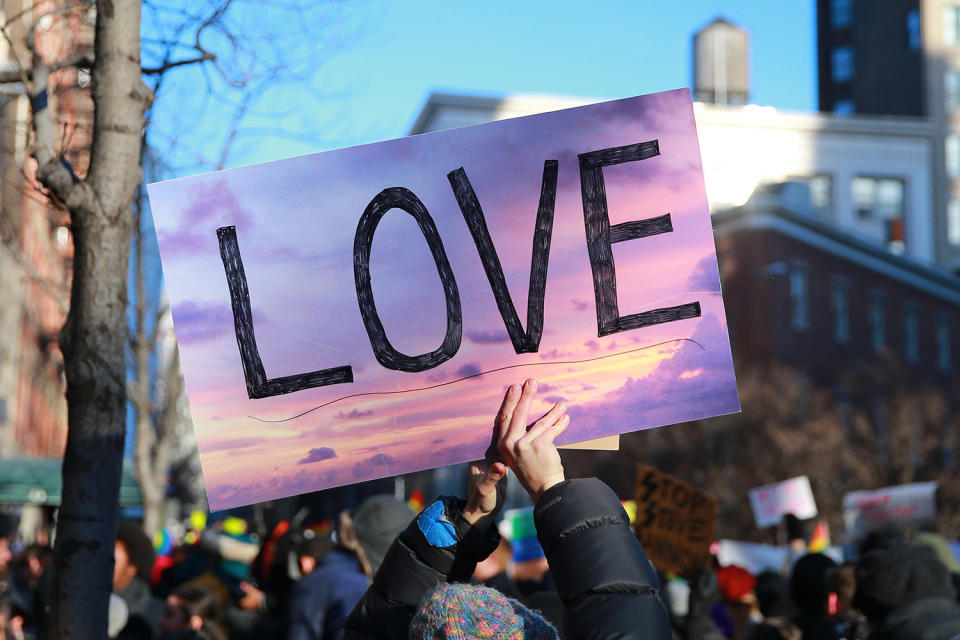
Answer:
[{"xmin": 1, "ymin": 379, "xmax": 959, "ymax": 639}]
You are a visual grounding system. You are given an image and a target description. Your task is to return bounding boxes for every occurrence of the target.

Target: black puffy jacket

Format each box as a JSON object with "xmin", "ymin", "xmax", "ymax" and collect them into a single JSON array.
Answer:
[{"xmin": 342, "ymin": 478, "xmax": 671, "ymax": 640}]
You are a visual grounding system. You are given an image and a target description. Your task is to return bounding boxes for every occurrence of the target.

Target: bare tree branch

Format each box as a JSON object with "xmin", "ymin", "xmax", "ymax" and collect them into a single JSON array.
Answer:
[{"xmin": 141, "ymin": 51, "xmax": 214, "ymax": 75}]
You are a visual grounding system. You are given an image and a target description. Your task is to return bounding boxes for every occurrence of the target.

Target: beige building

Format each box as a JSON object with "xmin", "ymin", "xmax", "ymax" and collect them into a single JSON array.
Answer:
[{"xmin": 411, "ymin": 92, "xmax": 938, "ymax": 264}]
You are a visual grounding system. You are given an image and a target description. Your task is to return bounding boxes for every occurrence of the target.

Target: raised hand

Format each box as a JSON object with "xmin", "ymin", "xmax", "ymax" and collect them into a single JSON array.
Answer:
[{"xmin": 496, "ymin": 378, "xmax": 570, "ymax": 504}]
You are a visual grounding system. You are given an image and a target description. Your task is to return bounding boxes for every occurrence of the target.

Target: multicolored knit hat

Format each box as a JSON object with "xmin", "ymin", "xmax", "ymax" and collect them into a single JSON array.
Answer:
[{"xmin": 410, "ymin": 583, "xmax": 559, "ymax": 640}]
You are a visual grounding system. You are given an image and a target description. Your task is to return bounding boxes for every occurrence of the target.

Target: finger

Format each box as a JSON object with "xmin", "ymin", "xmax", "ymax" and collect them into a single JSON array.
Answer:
[
  {"xmin": 476, "ymin": 461, "xmax": 507, "ymax": 495},
  {"xmin": 496, "ymin": 383, "xmax": 523, "ymax": 440},
  {"xmin": 522, "ymin": 401, "xmax": 567, "ymax": 441},
  {"xmin": 532, "ymin": 413, "xmax": 571, "ymax": 446},
  {"xmin": 506, "ymin": 378, "xmax": 538, "ymax": 442}
]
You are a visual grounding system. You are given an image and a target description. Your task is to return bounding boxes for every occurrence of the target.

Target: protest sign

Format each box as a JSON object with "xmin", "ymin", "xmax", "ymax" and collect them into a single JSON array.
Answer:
[
  {"xmin": 748, "ymin": 476, "xmax": 817, "ymax": 528},
  {"xmin": 716, "ymin": 539, "xmax": 843, "ymax": 574},
  {"xmin": 634, "ymin": 464, "xmax": 716, "ymax": 577},
  {"xmin": 147, "ymin": 88, "xmax": 740, "ymax": 510},
  {"xmin": 716, "ymin": 540, "xmax": 789, "ymax": 575},
  {"xmin": 843, "ymin": 482, "xmax": 937, "ymax": 535}
]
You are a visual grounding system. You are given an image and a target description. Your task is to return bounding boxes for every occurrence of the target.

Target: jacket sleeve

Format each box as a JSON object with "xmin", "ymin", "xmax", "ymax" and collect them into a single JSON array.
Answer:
[
  {"xmin": 342, "ymin": 496, "xmax": 501, "ymax": 640},
  {"xmin": 534, "ymin": 478, "xmax": 673, "ymax": 640}
]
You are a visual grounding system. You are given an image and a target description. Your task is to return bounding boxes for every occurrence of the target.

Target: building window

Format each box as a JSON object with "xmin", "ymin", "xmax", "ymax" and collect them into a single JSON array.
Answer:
[
  {"xmin": 869, "ymin": 290, "xmax": 886, "ymax": 352},
  {"xmin": 790, "ymin": 174, "xmax": 833, "ymax": 217},
  {"xmin": 833, "ymin": 99, "xmax": 855, "ymax": 115},
  {"xmin": 907, "ymin": 10, "xmax": 921, "ymax": 50},
  {"xmin": 904, "ymin": 302, "xmax": 920, "ymax": 364},
  {"xmin": 832, "ymin": 46, "xmax": 855, "ymax": 83},
  {"xmin": 948, "ymin": 135, "xmax": 960, "ymax": 177},
  {"xmin": 937, "ymin": 313, "xmax": 952, "ymax": 371},
  {"xmin": 852, "ymin": 176, "xmax": 906, "ymax": 252},
  {"xmin": 949, "ymin": 200, "xmax": 960, "ymax": 246},
  {"xmin": 790, "ymin": 264, "xmax": 810, "ymax": 331},
  {"xmin": 832, "ymin": 0, "xmax": 853, "ymax": 29},
  {"xmin": 808, "ymin": 174, "xmax": 833, "ymax": 217},
  {"xmin": 831, "ymin": 277, "xmax": 850, "ymax": 344},
  {"xmin": 946, "ymin": 5, "xmax": 960, "ymax": 46},
  {"xmin": 946, "ymin": 68, "xmax": 960, "ymax": 110}
]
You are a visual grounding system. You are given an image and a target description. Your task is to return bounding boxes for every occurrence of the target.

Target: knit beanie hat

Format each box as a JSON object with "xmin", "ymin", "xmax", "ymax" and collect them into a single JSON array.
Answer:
[{"xmin": 410, "ymin": 583, "xmax": 559, "ymax": 640}]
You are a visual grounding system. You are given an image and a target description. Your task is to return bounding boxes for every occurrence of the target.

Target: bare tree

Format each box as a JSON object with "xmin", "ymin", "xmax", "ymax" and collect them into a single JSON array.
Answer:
[
  {"xmin": 0, "ymin": 2, "xmax": 362, "ymax": 635},
  {"xmin": 128, "ymin": 197, "xmax": 180, "ymax": 536},
  {"xmin": 13, "ymin": 1, "xmax": 152, "ymax": 636},
  {"xmin": 604, "ymin": 362, "xmax": 960, "ymax": 542}
]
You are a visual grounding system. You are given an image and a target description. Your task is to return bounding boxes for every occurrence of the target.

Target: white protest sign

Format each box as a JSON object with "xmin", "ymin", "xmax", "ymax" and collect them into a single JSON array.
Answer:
[
  {"xmin": 843, "ymin": 482, "xmax": 937, "ymax": 535},
  {"xmin": 748, "ymin": 476, "xmax": 817, "ymax": 528},
  {"xmin": 716, "ymin": 540, "xmax": 789, "ymax": 575}
]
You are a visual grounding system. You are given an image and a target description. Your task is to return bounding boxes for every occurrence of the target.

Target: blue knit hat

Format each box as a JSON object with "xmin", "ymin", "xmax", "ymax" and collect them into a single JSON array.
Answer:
[{"xmin": 410, "ymin": 583, "xmax": 558, "ymax": 640}]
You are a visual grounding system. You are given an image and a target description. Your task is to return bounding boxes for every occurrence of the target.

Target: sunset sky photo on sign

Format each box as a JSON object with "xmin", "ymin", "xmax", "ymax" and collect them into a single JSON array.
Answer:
[{"xmin": 147, "ymin": 88, "xmax": 740, "ymax": 511}]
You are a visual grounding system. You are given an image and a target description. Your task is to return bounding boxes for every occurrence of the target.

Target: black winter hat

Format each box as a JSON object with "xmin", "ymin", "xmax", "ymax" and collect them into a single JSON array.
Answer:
[{"xmin": 853, "ymin": 542, "xmax": 956, "ymax": 622}]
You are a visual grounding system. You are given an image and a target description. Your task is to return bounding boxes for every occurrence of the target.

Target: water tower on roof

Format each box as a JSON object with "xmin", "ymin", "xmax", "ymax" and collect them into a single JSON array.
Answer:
[{"xmin": 693, "ymin": 16, "xmax": 750, "ymax": 105}]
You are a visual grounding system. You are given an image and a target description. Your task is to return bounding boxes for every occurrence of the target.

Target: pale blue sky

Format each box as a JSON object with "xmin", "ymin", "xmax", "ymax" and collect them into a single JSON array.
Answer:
[{"xmin": 146, "ymin": 1, "xmax": 817, "ymax": 172}]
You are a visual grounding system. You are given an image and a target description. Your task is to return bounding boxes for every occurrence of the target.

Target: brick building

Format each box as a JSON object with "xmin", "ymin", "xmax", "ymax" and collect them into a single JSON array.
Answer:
[
  {"xmin": 0, "ymin": 1, "xmax": 94, "ymax": 458},
  {"xmin": 716, "ymin": 187, "xmax": 959, "ymax": 390}
]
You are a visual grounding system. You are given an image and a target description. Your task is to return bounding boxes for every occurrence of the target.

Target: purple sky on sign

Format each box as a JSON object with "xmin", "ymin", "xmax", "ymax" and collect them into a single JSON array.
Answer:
[{"xmin": 147, "ymin": 89, "xmax": 740, "ymax": 511}]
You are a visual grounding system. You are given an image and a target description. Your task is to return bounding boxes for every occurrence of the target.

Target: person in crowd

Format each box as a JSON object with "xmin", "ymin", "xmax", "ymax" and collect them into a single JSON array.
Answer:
[
  {"xmin": 823, "ymin": 563, "xmax": 865, "ymax": 639},
  {"xmin": 754, "ymin": 571, "xmax": 793, "ymax": 620},
  {"xmin": 789, "ymin": 553, "xmax": 841, "ymax": 640},
  {"xmin": 159, "ymin": 584, "xmax": 226, "ymax": 640},
  {"xmin": 682, "ymin": 568, "xmax": 726, "ymax": 640},
  {"xmin": 114, "ymin": 521, "xmax": 165, "ymax": 639},
  {"xmin": 473, "ymin": 537, "xmax": 516, "ymax": 597},
  {"xmin": 853, "ymin": 541, "xmax": 960, "ymax": 639},
  {"xmin": 7, "ymin": 543, "xmax": 51, "ymax": 632},
  {"xmin": 337, "ymin": 495, "xmax": 414, "ymax": 580},
  {"xmin": 713, "ymin": 565, "xmax": 759, "ymax": 639},
  {"xmin": 342, "ymin": 378, "xmax": 672, "ymax": 640},
  {"xmin": 287, "ymin": 533, "xmax": 369, "ymax": 640}
]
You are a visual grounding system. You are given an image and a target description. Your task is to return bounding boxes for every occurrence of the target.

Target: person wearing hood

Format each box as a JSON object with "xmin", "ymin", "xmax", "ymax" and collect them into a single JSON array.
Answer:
[{"xmin": 853, "ymin": 541, "xmax": 960, "ymax": 640}]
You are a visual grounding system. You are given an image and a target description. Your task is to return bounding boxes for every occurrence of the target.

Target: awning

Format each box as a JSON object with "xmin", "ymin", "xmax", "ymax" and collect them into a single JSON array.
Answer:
[{"xmin": 0, "ymin": 457, "xmax": 142, "ymax": 506}]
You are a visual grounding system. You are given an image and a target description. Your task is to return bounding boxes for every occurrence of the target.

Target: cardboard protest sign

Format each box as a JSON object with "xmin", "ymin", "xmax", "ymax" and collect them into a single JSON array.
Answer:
[
  {"xmin": 147, "ymin": 89, "xmax": 740, "ymax": 510},
  {"xmin": 748, "ymin": 476, "xmax": 817, "ymax": 528},
  {"xmin": 634, "ymin": 464, "xmax": 716, "ymax": 577},
  {"xmin": 843, "ymin": 482, "xmax": 937, "ymax": 535}
]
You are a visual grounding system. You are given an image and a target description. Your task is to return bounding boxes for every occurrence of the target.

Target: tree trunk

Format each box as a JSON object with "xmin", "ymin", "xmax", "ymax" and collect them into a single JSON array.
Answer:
[{"xmin": 46, "ymin": 1, "xmax": 150, "ymax": 638}]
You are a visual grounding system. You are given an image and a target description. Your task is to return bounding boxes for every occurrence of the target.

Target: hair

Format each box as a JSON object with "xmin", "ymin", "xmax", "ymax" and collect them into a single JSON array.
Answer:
[
  {"xmin": 172, "ymin": 584, "xmax": 221, "ymax": 621},
  {"xmin": 825, "ymin": 563, "xmax": 856, "ymax": 612},
  {"xmin": 296, "ymin": 534, "xmax": 334, "ymax": 562},
  {"xmin": 171, "ymin": 584, "xmax": 227, "ymax": 640},
  {"xmin": 337, "ymin": 510, "xmax": 373, "ymax": 579},
  {"xmin": 116, "ymin": 521, "xmax": 155, "ymax": 580}
]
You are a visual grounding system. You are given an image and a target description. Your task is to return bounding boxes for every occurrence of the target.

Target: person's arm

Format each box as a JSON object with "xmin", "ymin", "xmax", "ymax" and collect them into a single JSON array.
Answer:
[
  {"xmin": 496, "ymin": 379, "xmax": 673, "ymax": 640},
  {"xmin": 341, "ymin": 461, "xmax": 506, "ymax": 640}
]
